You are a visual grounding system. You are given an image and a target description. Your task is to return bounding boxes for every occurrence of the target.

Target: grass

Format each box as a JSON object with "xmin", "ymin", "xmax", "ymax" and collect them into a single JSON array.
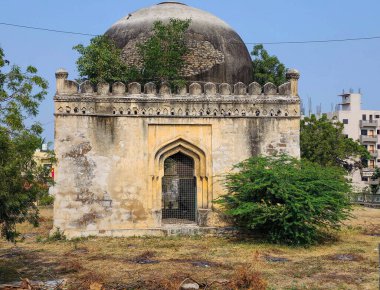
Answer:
[{"xmin": 0, "ymin": 206, "xmax": 379, "ymax": 289}]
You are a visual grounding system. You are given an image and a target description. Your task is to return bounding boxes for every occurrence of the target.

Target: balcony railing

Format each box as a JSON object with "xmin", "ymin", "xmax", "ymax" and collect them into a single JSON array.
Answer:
[
  {"xmin": 369, "ymin": 151, "xmax": 378, "ymax": 158},
  {"xmin": 360, "ymin": 120, "xmax": 378, "ymax": 127},
  {"xmin": 362, "ymin": 168, "xmax": 376, "ymax": 177},
  {"xmin": 360, "ymin": 135, "xmax": 377, "ymax": 143},
  {"xmin": 368, "ymin": 178, "xmax": 380, "ymax": 185}
]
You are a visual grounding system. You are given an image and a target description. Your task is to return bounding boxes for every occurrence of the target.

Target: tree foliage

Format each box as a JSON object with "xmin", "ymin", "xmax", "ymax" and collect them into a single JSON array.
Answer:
[
  {"xmin": 73, "ymin": 36, "xmax": 134, "ymax": 85},
  {"xmin": 74, "ymin": 18, "xmax": 191, "ymax": 88},
  {"xmin": 251, "ymin": 44, "xmax": 287, "ymax": 86},
  {"xmin": 370, "ymin": 168, "xmax": 380, "ymax": 194},
  {"xmin": 217, "ymin": 155, "xmax": 352, "ymax": 246},
  {"xmin": 0, "ymin": 47, "xmax": 49, "ymax": 241},
  {"xmin": 301, "ymin": 114, "xmax": 370, "ymax": 171},
  {"xmin": 138, "ymin": 18, "xmax": 190, "ymax": 86}
]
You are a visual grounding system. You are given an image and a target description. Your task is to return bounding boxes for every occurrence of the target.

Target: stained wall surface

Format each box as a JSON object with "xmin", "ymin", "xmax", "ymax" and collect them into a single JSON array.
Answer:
[{"xmin": 53, "ymin": 73, "xmax": 300, "ymax": 238}]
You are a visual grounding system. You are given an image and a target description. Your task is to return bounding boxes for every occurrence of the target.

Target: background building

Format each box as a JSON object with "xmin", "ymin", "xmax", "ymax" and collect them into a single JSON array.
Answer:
[
  {"xmin": 34, "ymin": 144, "xmax": 55, "ymax": 179},
  {"xmin": 327, "ymin": 91, "xmax": 380, "ymax": 194}
]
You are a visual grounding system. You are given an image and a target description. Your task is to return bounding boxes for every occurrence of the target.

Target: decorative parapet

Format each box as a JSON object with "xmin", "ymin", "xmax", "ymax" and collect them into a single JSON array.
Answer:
[
  {"xmin": 54, "ymin": 69, "xmax": 301, "ymax": 118},
  {"xmin": 55, "ymin": 69, "xmax": 300, "ymax": 99}
]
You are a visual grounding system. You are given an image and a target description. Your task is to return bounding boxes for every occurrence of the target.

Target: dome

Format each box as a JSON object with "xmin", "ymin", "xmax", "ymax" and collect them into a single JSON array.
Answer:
[{"xmin": 105, "ymin": 2, "xmax": 253, "ymax": 84}]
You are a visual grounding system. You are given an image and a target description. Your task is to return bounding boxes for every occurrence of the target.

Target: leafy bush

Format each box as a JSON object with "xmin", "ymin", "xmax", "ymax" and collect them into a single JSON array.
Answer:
[
  {"xmin": 217, "ymin": 155, "xmax": 352, "ymax": 246},
  {"xmin": 301, "ymin": 114, "xmax": 370, "ymax": 171},
  {"xmin": 47, "ymin": 227, "xmax": 66, "ymax": 242},
  {"xmin": 138, "ymin": 18, "xmax": 191, "ymax": 87},
  {"xmin": 73, "ymin": 18, "xmax": 191, "ymax": 89},
  {"xmin": 0, "ymin": 47, "xmax": 48, "ymax": 241},
  {"xmin": 37, "ymin": 192, "xmax": 54, "ymax": 206},
  {"xmin": 73, "ymin": 35, "xmax": 133, "ymax": 85}
]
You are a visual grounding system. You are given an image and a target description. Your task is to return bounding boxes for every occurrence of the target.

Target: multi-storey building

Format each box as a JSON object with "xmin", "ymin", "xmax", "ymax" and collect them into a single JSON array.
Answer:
[{"xmin": 327, "ymin": 91, "xmax": 379, "ymax": 194}]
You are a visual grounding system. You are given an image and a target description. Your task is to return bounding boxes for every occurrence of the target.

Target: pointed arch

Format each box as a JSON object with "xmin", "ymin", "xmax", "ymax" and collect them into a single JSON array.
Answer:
[{"xmin": 150, "ymin": 137, "xmax": 211, "ymax": 220}]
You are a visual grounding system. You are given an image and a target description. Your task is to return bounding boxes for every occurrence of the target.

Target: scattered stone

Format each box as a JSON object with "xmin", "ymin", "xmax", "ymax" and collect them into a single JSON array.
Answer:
[
  {"xmin": 180, "ymin": 282, "xmax": 200, "ymax": 290},
  {"xmin": 328, "ymin": 254, "xmax": 363, "ymax": 262},
  {"xmin": 0, "ymin": 279, "xmax": 66, "ymax": 290},
  {"xmin": 136, "ymin": 258, "xmax": 160, "ymax": 265},
  {"xmin": 132, "ymin": 251, "xmax": 160, "ymax": 264},
  {"xmin": 191, "ymin": 261, "xmax": 213, "ymax": 268},
  {"xmin": 264, "ymin": 255, "xmax": 290, "ymax": 263},
  {"xmin": 70, "ymin": 247, "xmax": 89, "ymax": 255}
]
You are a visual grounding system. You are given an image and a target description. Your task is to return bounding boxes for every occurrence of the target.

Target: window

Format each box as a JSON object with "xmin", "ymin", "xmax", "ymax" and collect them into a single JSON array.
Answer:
[
  {"xmin": 344, "ymin": 134, "xmax": 348, "ymax": 138},
  {"xmin": 378, "ymin": 159, "xmax": 380, "ymax": 163},
  {"xmin": 369, "ymin": 160, "xmax": 375, "ymax": 169},
  {"xmin": 377, "ymin": 130, "xmax": 380, "ymax": 135},
  {"xmin": 378, "ymin": 144, "xmax": 380, "ymax": 149},
  {"xmin": 362, "ymin": 177, "xmax": 368, "ymax": 182},
  {"xmin": 361, "ymin": 129, "xmax": 367, "ymax": 136},
  {"xmin": 375, "ymin": 115, "xmax": 380, "ymax": 119},
  {"xmin": 369, "ymin": 115, "xmax": 373, "ymax": 121},
  {"xmin": 369, "ymin": 145, "xmax": 375, "ymax": 153},
  {"xmin": 368, "ymin": 130, "xmax": 375, "ymax": 137},
  {"xmin": 362, "ymin": 114, "xmax": 367, "ymax": 121},
  {"xmin": 343, "ymin": 119, "xmax": 349, "ymax": 124}
]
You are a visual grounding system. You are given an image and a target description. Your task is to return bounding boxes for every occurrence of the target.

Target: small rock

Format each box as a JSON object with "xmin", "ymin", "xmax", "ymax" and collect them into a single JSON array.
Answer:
[
  {"xmin": 264, "ymin": 255, "xmax": 289, "ymax": 262},
  {"xmin": 191, "ymin": 261, "xmax": 211, "ymax": 268},
  {"xmin": 181, "ymin": 282, "xmax": 200, "ymax": 290}
]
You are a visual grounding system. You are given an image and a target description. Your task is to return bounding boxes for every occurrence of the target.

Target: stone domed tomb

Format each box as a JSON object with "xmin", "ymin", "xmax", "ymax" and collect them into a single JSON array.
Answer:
[
  {"xmin": 105, "ymin": 2, "xmax": 253, "ymax": 84},
  {"xmin": 53, "ymin": 2, "xmax": 301, "ymax": 238}
]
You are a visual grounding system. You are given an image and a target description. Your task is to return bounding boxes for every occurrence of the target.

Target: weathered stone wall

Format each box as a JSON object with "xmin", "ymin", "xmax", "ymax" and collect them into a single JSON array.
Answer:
[
  {"xmin": 122, "ymin": 32, "xmax": 225, "ymax": 78},
  {"xmin": 53, "ymin": 70, "xmax": 300, "ymax": 238}
]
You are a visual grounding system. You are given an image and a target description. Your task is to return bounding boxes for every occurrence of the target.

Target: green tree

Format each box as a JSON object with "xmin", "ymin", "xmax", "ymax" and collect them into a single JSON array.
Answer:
[
  {"xmin": 370, "ymin": 168, "xmax": 380, "ymax": 194},
  {"xmin": 0, "ymin": 47, "xmax": 48, "ymax": 241},
  {"xmin": 301, "ymin": 114, "xmax": 370, "ymax": 171},
  {"xmin": 73, "ymin": 35, "xmax": 136, "ymax": 85},
  {"xmin": 217, "ymin": 155, "xmax": 352, "ymax": 246},
  {"xmin": 73, "ymin": 18, "xmax": 191, "ymax": 88},
  {"xmin": 138, "ymin": 18, "xmax": 191, "ymax": 86},
  {"xmin": 251, "ymin": 44, "xmax": 287, "ymax": 86}
]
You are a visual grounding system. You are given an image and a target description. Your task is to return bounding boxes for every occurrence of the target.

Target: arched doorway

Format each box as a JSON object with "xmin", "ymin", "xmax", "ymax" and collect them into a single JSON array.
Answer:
[{"xmin": 162, "ymin": 152, "xmax": 197, "ymax": 223}]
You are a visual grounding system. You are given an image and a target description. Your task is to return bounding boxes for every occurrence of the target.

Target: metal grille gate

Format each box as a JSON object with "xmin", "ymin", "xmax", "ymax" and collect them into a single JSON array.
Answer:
[{"xmin": 162, "ymin": 152, "xmax": 196, "ymax": 223}]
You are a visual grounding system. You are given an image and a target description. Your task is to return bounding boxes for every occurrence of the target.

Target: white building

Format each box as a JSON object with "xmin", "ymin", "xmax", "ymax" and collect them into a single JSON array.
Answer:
[{"xmin": 327, "ymin": 91, "xmax": 379, "ymax": 193}]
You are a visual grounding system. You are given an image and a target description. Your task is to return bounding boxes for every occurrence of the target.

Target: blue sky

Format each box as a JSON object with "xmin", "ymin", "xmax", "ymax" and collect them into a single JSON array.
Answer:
[{"xmin": 1, "ymin": 0, "xmax": 380, "ymax": 142}]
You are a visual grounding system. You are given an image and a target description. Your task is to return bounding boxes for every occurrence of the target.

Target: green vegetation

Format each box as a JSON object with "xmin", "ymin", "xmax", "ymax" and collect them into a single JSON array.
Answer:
[
  {"xmin": 301, "ymin": 114, "xmax": 370, "ymax": 171},
  {"xmin": 370, "ymin": 168, "xmax": 380, "ymax": 194},
  {"xmin": 74, "ymin": 18, "xmax": 191, "ymax": 89},
  {"xmin": 251, "ymin": 44, "xmax": 287, "ymax": 86},
  {"xmin": 217, "ymin": 155, "xmax": 352, "ymax": 246},
  {"xmin": 138, "ymin": 18, "xmax": 190, "ymax": 88},
  {"xmin": 0, "ymin": 47, "xmax": 49, "ymax": 241},
  {"xmin": 73, "ymin": 35, "xmax": 133, "ymax": 85}
]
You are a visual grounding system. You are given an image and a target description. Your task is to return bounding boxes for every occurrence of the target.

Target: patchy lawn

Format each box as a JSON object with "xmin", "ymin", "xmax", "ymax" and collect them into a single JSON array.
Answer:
[{"xmin": 0, "ymin": 206, "xmax": 379, "ymax": 289}]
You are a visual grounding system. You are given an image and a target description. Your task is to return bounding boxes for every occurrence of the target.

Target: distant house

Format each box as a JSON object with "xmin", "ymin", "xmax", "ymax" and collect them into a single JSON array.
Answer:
[{"xmin": 327, "ymin": 91, "xmax": 380, "ymax": 198}]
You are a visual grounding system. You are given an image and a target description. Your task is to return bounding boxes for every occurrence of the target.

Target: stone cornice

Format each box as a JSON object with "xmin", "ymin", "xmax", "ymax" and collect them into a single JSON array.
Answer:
[{"xmin": 54, "ymin": 95, "xmax": 300, "ymax": 104}]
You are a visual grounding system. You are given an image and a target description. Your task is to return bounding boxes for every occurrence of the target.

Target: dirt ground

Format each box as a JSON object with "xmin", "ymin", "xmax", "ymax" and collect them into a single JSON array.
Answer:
[{"xmin": 0, "ymin": 206, "xmax": 379, "ymax": 289}]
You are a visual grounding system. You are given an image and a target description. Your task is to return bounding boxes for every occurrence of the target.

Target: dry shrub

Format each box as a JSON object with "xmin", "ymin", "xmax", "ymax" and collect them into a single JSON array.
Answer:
[
  {"xmin": 362, "ymin": 223, "xmax": 380, "ymax": 236},
  {"xmin": 59, "ymin": 260, "xmax": 83, "ymax": 274},
  {"xmin": 136, "ymin": 272, "xmax": 189, "ymax": 290},
  {"xmin": 68, "ymin": 271, "xmax": 105, "ymax": 290},
  {"xmin": 229, "ymin": 267, "xmax": 268, "ymax": 290}
]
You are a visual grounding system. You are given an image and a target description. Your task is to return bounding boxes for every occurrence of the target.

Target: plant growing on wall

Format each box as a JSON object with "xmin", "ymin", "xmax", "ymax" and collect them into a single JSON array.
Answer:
[
  {"xmin": 73, "ymin": 18, "xmax": 191, "ymax": 89},
  {"xmin": 301, "ymin": 114, "xmax": 370, "ymax": 171},
  {"xmin": 251, "ymin": 44, "xmax": 287, "ymax": 86},
  {"xmin": 0, "ymin": 47, "xmax": 49, "ymax": 241},
  {"xmin": 138, "ymin": 18, "xmax": 191, "ymax": 88},
  {"xmin": 74, "ymin": 35, "xmax": 136, "ymax": 85},
  {"xmin": 217, "ymin": 155, "xmax": 352, "ymax": 246}
]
